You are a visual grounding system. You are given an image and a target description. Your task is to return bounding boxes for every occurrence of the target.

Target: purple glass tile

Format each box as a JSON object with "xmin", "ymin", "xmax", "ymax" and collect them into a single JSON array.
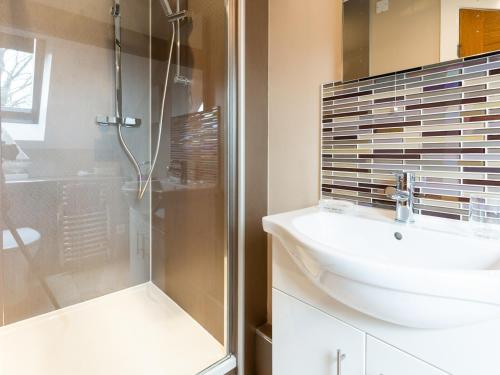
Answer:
[
  {"xmin": 465, "ymin": 114, "xmax": 500, "ymax": 122},
  {"xmin": 374, "ymin": 96, "xmax": 404, "ymax": 104},
  {"xmin": 421, "ymin": 211, "xmax": 461, "ymax": 220},
  {"xmin": 330, "ymin": 110, "xmax": 371, "ymax": 119},
  {"xmin": 463, "ymin": 179, "xmax": 500, "ymax": 187},
  {"xmin": 406, "ymin": 97, "xmax": 486, "ymax": 110},
  {"xmin": 423, "ymin": 81, "xmax": 462, "ymax": 92},
  {"xmin": 359, "ymin": 154, "xmax": 421, "ymax": 159},
  {"xmin": 323, "ymin": 90, "xmax": 373, "ymax": 102},
  {"xmin": 359, "ymin": 121, "xmax": 420, "ymax": 130}
]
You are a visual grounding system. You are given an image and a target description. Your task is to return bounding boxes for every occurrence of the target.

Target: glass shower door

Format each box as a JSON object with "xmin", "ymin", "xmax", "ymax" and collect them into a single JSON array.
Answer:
[{"xmin": 150, "ymin": 0, "xmax": 236, "ymax": 371}]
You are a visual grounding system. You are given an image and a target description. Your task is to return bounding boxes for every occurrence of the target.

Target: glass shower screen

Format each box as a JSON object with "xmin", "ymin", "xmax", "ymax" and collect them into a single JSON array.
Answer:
[{"xmin": 0, "ymin": 0, "xmax": 235, "ymax": 374}]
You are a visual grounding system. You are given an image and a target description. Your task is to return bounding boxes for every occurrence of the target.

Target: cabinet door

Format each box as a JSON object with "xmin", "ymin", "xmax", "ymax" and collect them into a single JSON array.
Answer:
[
  {"xmin": 129, "ymin": 208, "xmax": 149, "ymax": 283},
  {"xmin": 273, "ymin": 289, "xmax": 365, "ymax": 375},
  {"xmin": 366, "ymin": 336, "xmax": 448, "ymax": 375}
]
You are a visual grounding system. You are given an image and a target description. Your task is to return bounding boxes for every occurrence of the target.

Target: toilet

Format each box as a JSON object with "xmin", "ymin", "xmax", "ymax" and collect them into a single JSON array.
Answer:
[{"xmin": 2, "ymin": 228, "xmax": 41, "ymax": 307}]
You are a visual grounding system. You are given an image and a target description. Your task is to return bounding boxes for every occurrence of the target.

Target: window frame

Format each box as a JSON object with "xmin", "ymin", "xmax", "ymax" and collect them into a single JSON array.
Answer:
[{"xmin": 0, "ymin": 33, "xmax": 45, "ymax": 125}]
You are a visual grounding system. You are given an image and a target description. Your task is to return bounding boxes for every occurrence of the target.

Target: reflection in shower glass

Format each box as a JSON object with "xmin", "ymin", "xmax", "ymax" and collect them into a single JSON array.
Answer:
[{"xmin": 1, "ymin": 0, "xmax": 151, "ymax": 324}]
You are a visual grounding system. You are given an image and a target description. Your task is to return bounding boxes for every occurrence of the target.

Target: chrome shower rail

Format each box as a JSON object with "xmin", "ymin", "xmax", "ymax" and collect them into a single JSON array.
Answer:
[
  {"xmin": 173, "ymin": 0, "xmax": 191, "ymax": 85},
  {"xmin": 96, "ymin": 2, "xmax": 142, "ymax": 129}
]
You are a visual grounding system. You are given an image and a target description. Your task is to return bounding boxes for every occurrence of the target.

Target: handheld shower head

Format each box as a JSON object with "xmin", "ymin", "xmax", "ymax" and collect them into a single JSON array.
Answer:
[
  {"xmin": 160, "ymin": 0, "xmax": 188, "ymax": 23},
  {"xmin": 160, "ymin": 0, "xmax": 174, "ymax": 15}
]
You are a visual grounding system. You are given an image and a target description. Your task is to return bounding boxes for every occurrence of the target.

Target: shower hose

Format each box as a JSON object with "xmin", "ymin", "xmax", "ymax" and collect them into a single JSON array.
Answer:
[{"xmin": 119, "ymin": 23, "xmax": 176, "ymax": 200}]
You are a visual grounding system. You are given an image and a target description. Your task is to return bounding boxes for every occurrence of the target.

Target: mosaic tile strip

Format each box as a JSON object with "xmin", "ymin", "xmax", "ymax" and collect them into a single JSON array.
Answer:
[
  {"xmin": 321, "ymin": 52, "xmax": 500, "ymax": 220},
  {"xmin": 171, "ymin": 106, "xmax": 220, "ymax": 184}
]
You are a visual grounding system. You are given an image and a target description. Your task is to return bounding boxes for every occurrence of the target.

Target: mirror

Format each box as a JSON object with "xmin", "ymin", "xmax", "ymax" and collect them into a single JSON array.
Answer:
[{"xmin": 342, "ymin": 0, "xmax": 500, "ymax": 81}]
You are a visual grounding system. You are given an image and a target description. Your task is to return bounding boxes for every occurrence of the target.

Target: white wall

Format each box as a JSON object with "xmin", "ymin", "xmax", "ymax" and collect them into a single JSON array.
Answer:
[
  {"xmin": 267, "ymin": 0, "xmax": 343, "ymax": 322},
  {"xmin": 441, "ymin": 0, "xmax": 500, "ymax": 62},
  {"xmin": 369, "ymin": 0, "xmax": 441, "ymax": 76},
  {"xmin": 268, "ymin": 0, "xmax": 342, "ymax": 215}
]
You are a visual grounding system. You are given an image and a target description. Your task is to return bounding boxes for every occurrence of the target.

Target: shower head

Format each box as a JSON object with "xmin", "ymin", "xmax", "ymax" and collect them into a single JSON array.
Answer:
[
  {"xmin": 160, "ymin": 0, "xmax": 188, "ymax": 23},
  {"xmin": 160, "ymin": 0, "xmax": 174, "ymax": 16}
]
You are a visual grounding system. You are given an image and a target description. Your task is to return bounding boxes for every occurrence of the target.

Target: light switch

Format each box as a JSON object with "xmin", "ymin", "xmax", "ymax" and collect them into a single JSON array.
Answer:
[{"xmin": 376, "ymin": 0, "xmax": 389, "ymax": 14}]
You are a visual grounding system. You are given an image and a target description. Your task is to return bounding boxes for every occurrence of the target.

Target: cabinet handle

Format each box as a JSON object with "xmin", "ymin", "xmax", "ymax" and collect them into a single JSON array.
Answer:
[{"xmin": 336, "ymin": 349, "xmax": 346, "ymax": 375}]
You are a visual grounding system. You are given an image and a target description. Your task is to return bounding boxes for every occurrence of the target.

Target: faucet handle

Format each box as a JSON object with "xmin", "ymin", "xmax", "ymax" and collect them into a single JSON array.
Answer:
[
  {"xmin": 394, "ymin": 170, "xmax": 415, "ymax": 179},
  {"xmin": 394, "ymin": 172, "xmax": 405, "ymax": 190},
  {"xmin": 385, "ymin": 186, "xmax": 398, "ymax": 199},
  {"xmin": 385, "ymin": 186, "xmax": 409, "ymax": 201}
]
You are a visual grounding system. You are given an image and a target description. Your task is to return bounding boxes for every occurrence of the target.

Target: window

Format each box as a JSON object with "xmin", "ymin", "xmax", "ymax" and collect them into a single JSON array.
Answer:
[{"xmin": 1, "ymin": 33, "xmax": 45, "ymax": 124}]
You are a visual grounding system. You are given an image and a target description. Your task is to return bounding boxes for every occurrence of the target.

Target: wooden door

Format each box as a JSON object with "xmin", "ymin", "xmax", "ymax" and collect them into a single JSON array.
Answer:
[{"xmin": 459, "ymin": 9, "xmax": 500, "ymax": 57}]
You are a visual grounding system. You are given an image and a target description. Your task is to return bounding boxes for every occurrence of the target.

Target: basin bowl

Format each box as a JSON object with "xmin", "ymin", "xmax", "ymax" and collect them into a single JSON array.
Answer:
[{"xmin": 263, "ymin": 206, "xmax": 500, "ymax": 328}]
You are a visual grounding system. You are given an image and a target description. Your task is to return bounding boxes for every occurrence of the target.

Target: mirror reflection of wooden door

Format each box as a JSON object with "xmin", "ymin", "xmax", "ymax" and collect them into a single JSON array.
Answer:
[{"xmin": 459, "ymin": 8, "xmax": 500, "ymax": 57}]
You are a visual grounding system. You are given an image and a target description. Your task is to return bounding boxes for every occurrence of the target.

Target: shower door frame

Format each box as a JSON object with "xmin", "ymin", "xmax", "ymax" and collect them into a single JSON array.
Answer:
[{"xmin": 225, "ymin": 0, "xmax": 239, "ymax": 364}]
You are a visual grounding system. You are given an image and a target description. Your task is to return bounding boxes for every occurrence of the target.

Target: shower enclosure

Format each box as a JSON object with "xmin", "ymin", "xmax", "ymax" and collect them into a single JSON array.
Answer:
[{"xmin": 0, "ymin": 0, "xmax": 237, "ymax": 374}]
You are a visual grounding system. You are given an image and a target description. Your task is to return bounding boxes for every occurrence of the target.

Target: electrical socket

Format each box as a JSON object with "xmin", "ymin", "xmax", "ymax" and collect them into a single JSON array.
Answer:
[{"xmin": 376, "ymin": 0, "xmax": 389, "ymax": 14}]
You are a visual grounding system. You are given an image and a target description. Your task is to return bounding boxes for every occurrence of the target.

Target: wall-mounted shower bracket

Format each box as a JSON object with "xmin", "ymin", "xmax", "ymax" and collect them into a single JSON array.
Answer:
[
  {"xmin": 111, "ymin": 3, "xmax": 120, "ymax": 17},
  {"xmin": 174, "ymin": 75, "xmax": 192, "ymax": 85},
  {"xmin": 96, "ymin": 115, "xmax": 141, "ymax": 127},
  {"xmin": 167, "ymin": 10, "xmax": 188, "ymax": 23}
]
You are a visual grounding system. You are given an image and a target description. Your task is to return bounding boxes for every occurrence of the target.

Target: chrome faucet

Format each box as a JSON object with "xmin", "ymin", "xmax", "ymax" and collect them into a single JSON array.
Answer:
[{"xmin": 385, "ymin": 172, "xmax": 416, "ymax": 223}]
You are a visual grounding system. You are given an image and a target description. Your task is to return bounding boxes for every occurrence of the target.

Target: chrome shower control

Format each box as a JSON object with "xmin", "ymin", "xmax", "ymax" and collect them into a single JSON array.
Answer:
[{"xmin": 95, "ymin": 116, "xmax": 141, "ymax": 127}]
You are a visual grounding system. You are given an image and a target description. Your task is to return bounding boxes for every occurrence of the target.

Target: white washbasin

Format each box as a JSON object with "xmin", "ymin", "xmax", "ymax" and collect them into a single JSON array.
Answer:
[{"xmin": 263, "ymin": 205, "xmax": 500, "ymax": 329}]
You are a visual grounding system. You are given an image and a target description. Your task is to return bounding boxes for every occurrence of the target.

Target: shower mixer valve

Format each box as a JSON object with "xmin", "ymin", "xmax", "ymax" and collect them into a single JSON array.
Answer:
[{"xmin": 95, "ymin": 116, "xmax": 141, "ymax": 127}]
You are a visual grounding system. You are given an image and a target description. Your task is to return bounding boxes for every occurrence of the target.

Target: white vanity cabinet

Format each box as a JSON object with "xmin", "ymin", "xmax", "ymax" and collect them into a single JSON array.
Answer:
[
  {"xmin": 274, "ymin": 289, "xmax": 450, "ymax": 375},
  {"xmin": 273, "ymin": 289, "xmax": 366, "ymax": 375},
  {"xmin": 365, "ymin": 336, "xmax": 448, "ymax": 375}
]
